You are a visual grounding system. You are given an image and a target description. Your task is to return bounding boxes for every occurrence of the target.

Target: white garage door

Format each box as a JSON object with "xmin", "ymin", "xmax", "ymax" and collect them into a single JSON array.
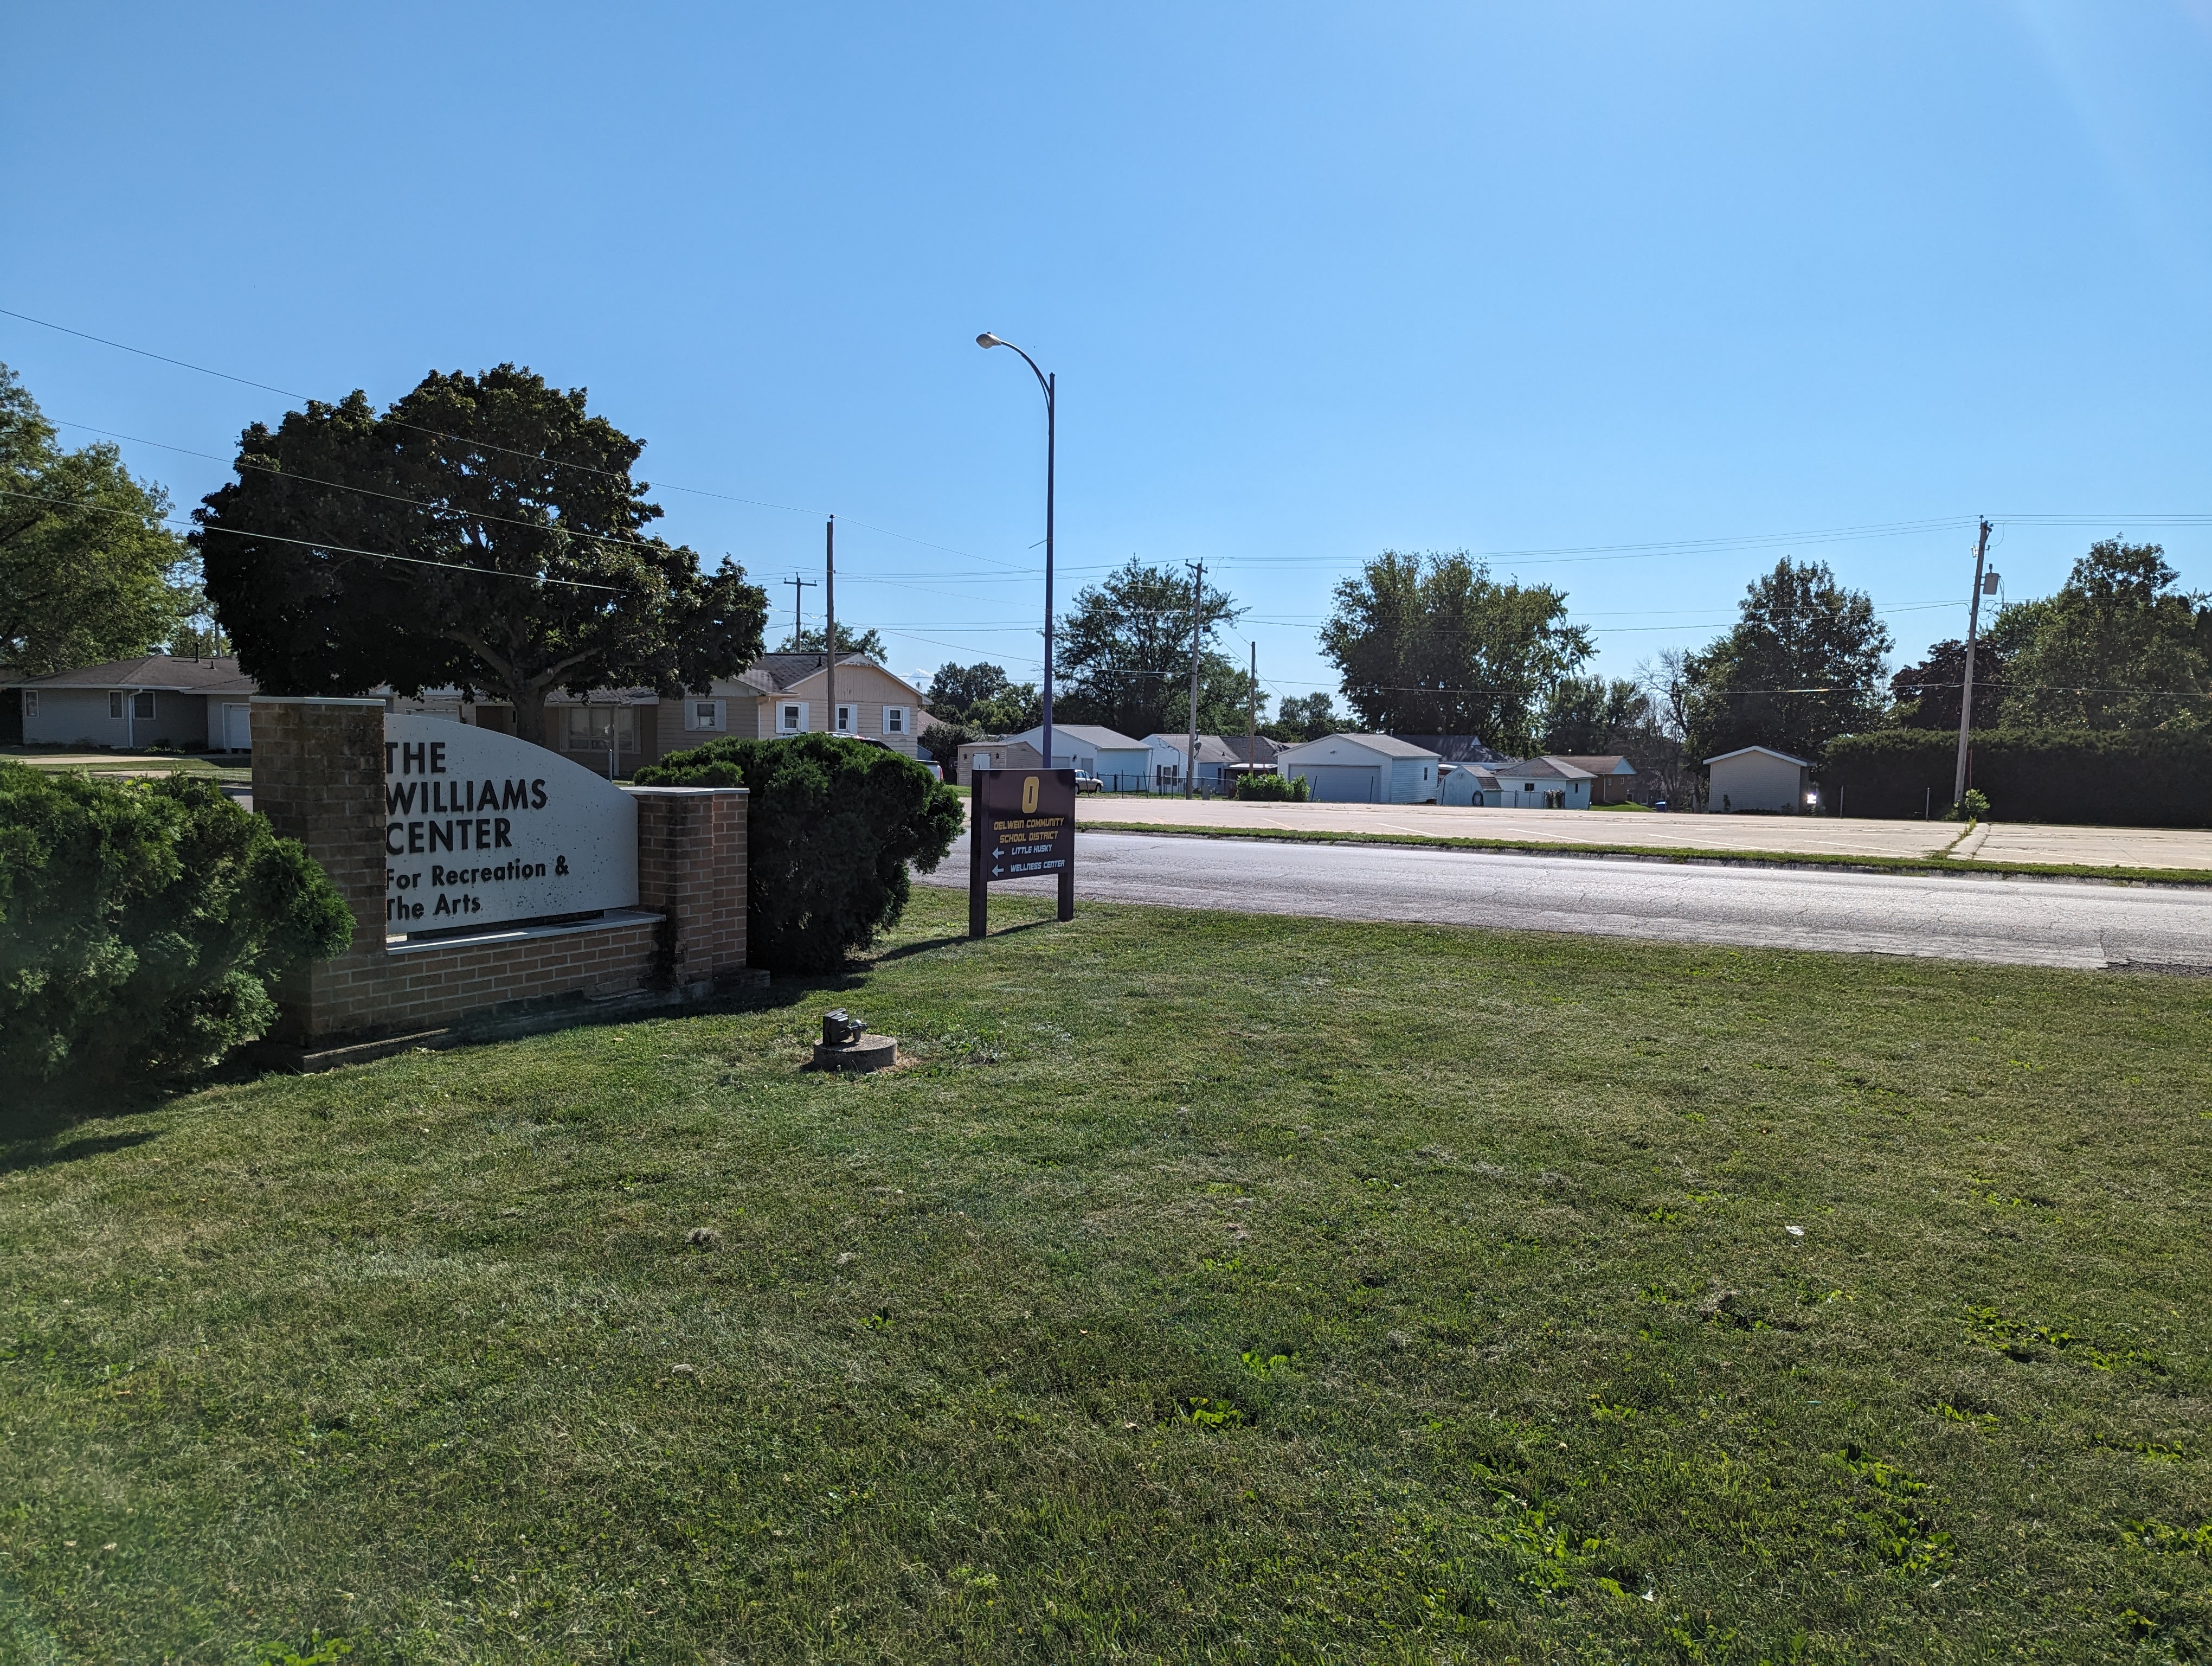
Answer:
[{"xmin": 1300, "ymin": 765, "xmax": 1380, "ymax": 803}]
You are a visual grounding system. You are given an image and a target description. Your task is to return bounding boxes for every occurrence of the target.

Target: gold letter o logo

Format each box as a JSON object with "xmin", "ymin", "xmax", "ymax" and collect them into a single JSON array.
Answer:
[{"xmin": 1023, "ymin": 775, "xmax": 1039, "ymax": 813}]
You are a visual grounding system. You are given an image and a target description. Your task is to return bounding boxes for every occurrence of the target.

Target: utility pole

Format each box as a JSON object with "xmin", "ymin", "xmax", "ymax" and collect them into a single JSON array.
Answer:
[
  {"xmin": 1185, "ymin": 561, "xmax": 1204, "ymax": 799},
  {"xmin": 782, "ymin": 572, "xmax": 817, "ymax": 650},
  {"xmin": 824, "ymin": 515, "xmax": 837, "ymax": 735},
  {"xmin": 1952, "ymin": 517, "xmax": 1993, "ymax": 809},
  {"xmin": 1247, "ymin": 639, "xmax": 1258, "ymax": 792}
]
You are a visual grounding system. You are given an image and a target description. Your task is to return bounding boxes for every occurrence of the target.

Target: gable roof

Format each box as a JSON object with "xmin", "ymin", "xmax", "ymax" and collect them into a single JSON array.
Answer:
[
  {"xmin": 6, "ymin": 654, "xmax": 258, "ymax": 695},
  {"xmin": 731, "ymin": 653, "xmax": 927, "ymax": 704},
  {"xmin": 1004, "ymin": 722, "xmax": 1150, "ymax": 752},
  {"xmin": 1548, "ymin": 753, "xmax": 1639, "ymax": 777},
  {"xmin": 1703, "ymin": 744, "xmax": 1812, "ymax": 768},
  {"xmin": 1144, "ymin": 733, "xmax": 1245, "ymax": 764},
  {"xmin": 1278, "ymin": 732, "xmax": 1441, "ymax": 763},
  {"xmin": 1489, "ymin": 755, "xmax": 1599, "ymax": 782}
]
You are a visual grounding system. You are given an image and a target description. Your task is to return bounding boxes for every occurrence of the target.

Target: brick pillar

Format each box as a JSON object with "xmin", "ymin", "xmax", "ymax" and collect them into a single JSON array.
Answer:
[
  {"xmin": 629, "ymin": 786, "xmax": 750, "ymax": 990},
  {"xmin": 250, "ymin": 696, "xmax": 390, "ymax": 1042}
]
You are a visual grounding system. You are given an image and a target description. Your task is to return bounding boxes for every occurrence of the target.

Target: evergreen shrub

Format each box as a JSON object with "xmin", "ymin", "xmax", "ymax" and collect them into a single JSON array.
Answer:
[
  {"xmin": 1232, "ymin": 772, "xmax": 1310, "ymax": 802},
  {"xmin": 1824, "ymin": 729, "xmax": 2212, "ymax": 826},
  {"xmin": 0, "ymin": 764, "xmax": 352, "ymax": 1081},
  {"xmin": 633, "ymin": 734, "xmax": 963, "ymax": 973}
]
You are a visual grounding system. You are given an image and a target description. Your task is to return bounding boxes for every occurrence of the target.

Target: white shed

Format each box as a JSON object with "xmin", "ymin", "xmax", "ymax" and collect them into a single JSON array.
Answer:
[
  {"xmin": 1705, "ymin": 745, "xmax": 1814, "ymax": 813},
  {"xmin": 1438, "ymin": 764, "xmax": 1501, "ymax": 806},
  {"xmin": 1278, "ymin": 733, "xmax": 1441, "ymax": 803}
]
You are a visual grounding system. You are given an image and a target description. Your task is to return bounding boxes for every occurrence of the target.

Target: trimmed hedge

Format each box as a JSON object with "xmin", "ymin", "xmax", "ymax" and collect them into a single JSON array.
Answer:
[
  {"xmin": 1233, "ymin": 772, "xmax": 1310, "ymax": 802},
  {"xmin": 0, "ymin": 764, "xmax": 353, "ymax": 1082},
  {"xmin": 1824, "ymin": 728, "xmax": 2212, "ymax": 826},
  {"xmin": 633, "ymin": 734, "xmax": 962, "ymax": 973}
]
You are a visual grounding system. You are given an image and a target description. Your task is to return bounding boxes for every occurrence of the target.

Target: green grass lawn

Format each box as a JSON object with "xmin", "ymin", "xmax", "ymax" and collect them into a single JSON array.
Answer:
[{"xmin": 4, "ymin": 890, "xmax": 2208, "ymax": 1663}]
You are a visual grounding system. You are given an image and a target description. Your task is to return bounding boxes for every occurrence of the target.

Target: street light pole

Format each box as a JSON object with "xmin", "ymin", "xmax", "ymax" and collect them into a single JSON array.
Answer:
[{"xmin": 978, "ymin": 334, "xmax": 1055, "ymax": 771}]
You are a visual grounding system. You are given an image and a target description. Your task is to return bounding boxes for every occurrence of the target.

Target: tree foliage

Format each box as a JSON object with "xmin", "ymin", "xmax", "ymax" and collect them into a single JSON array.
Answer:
[
  {"xmin": 1682, "ymin": 558, "xmax": 1892, "ymax": 764},
  {"xmin": 0, "ymin": 362, "xmax": 192, "ymax": 675},
  {"xmin": 196, "ymin": 366, "xmax": 769, "ymax": 744},
  {"xmin": 1052, "ymin": 559, "xmax": 1252, "ymax": 739},
  {"xmin": 633, "ymin": 735, "xmax": 961, "ymax": 973},
  {"xmin": 924, "ymin": 661, "xmax": 1040, "ymax": 734},
  {"xmin": 1540, "ymin": 676, "xmax": 1650, "ymax": 753},
  {"xmin": 1886, "ymin": 637, "xmax": 2007, "ymax": 732},
  {"xmin": 0, "ymin": 763, "xmax": 351, "ymax": 1082},
  {"xmin": 781, "ymin": 623, "xmax": 887, "ymax": 658},
  {"xmin": 1319, "ymin": 551, "xmax": 1591, "ymax": 753},
  {"xmin": 1270, "ymin": 691, "xmax": 1341, "ymax": 742},
  {"xmin": 1990, "ymin": 541, "xmax": 2209, "ymax": 731}
]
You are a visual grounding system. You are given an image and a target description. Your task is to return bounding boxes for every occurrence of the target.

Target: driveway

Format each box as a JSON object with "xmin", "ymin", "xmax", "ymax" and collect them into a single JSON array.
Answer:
[{"xmin": 926, "ymin": 830, "xmax": 2212, "ymax": 972}]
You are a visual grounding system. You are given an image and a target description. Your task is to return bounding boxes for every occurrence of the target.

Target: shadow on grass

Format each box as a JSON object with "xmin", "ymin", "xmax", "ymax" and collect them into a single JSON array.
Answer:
[{"xmin": 0, "ymin": 1127, "xmax": 162, "ymax": 1175}]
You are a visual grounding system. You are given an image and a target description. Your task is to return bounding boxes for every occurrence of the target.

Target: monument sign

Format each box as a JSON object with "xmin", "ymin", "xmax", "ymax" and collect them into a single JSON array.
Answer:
[
  {"xmin": 968, "ymin": 766, "xmax": 1076, "ymax": 935},
  {"xmin": 383, "ymin": 714, "xmax": 638, "ymax": 933}
]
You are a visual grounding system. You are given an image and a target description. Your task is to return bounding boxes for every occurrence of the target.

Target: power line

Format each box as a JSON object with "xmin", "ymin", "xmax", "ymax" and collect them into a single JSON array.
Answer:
[
  {"xmin": 4, "ymin": 305, "xmax": 1034, "ymax": 573},
  {"xmin": 0, "ymin": 485, "xmax": 625, "ymax": 592}
]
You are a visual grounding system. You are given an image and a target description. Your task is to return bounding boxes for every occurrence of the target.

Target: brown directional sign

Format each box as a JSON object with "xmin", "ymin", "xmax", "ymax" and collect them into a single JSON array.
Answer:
[{"xmin": 969, "ymin": 767, "xmax": 1076, "ymax": 934}]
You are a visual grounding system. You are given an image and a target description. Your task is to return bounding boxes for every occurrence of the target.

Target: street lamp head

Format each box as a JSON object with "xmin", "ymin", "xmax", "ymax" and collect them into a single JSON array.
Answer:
[{"xmin": 976, "ymin": 332, "xmax": 1006, "ymax": 349}]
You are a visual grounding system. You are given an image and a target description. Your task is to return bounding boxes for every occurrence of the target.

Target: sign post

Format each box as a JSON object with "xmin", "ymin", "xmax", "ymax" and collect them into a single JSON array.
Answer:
[{"xmin": 968, "ymin": 767, "xmax": 1076, "ymax": 937}]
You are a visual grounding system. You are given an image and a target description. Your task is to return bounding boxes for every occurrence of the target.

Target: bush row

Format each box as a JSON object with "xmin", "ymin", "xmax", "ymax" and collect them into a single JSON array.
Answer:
[
  {"xmin": 1824, "ymin": 728, "xmax": 2212, "ymax": 826},
  {"xmin": 1, "ymin": 765, "xmax": 352, "ymax": 1083}
]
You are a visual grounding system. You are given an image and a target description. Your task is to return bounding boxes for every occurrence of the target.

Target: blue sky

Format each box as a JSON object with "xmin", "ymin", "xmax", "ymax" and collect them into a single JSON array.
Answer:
[{"xmin": 4, "ymin": 2, "xmax": 2209, "ymax": 710}]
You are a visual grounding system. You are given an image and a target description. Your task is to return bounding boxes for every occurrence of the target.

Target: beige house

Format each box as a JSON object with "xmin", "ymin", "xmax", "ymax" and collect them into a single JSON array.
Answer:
[{"xmin": 392, "ymin": 653, "xmax": 937, "ymax": 773}]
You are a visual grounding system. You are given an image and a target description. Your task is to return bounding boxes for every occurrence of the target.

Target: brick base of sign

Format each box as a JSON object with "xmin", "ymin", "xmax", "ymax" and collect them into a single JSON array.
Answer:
[{"xmin": 252, "ymin": 697, "xmax": 751, "ymax": 1049}]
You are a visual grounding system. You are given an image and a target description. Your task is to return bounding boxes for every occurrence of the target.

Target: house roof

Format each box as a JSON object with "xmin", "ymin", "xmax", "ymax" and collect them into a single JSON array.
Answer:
[
  {"xmin": 1220, "ymin": 735, "xmax": 1281, "ymax": 765},
  {"xmin": 1442, "ymin": 765, "xmax": 1502, "ymax": 786},
  {"xmin": 1278, "ymin": 732, "xmax": 1441, "ymax": 763},
  {"xmin": 1548, "ymin": 753, "xmax": 1639, "ymax": 777},
  {"xmin": 731, "ymin": 653, "xmax": 927, "ymax": 704},
  {"xmin": 1005, "ymin": 723, "xmax": 1150, "ymax": 752},
  {"xmin": 1144, "ymin": 733, "xmax": 1245, "ymax": 764},
  {"xmin": 1489, "ymin": 755, "xmax": 1596, "ymax": 781},
  {"xmin": 7, "ymin": 654, "xmax": 260, "ymax": 695},
  {"xmin": 1703, "ymin": 745, "xmax": 1812, "ymax": 767}
]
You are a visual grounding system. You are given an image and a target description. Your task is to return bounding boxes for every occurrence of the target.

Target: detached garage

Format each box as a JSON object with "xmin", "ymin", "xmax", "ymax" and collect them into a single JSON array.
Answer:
[
  {"xmin": 1278, "ymin": 733, "xmax": 1442, "ymax": 803},
  {"xmin": 1705, "ymin": 745, "xmax": 1814, "ymax": 813}
]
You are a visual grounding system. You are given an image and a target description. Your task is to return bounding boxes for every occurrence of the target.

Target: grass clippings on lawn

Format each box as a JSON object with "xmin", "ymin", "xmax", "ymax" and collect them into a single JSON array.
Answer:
[{"xmin": 2, "ymin": 889, "xmax": 2208, "ymax": 1663}]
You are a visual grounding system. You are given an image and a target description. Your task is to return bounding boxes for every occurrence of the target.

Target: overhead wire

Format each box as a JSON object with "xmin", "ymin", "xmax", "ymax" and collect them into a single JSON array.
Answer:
[{"xmin": 0, "ymin": 485, "xmax": 626, "ymax": 592}]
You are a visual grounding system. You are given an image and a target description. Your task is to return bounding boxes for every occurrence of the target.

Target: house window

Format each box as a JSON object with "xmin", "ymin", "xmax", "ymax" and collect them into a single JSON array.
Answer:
[
  {"xmin": 22, "ymin": 692, "xmax": 37, "ymax": 719},
  {"xmin": 884, "ymin": 706, "xmax": 906, "ymax": 734},
  {"xmin": 134, "ymin": 692, "xmax": 156, "ymax": 720},
  {"xmin": 685, "ymin": 700, "xmax": 723, "ymax": 732},
  {"xmin": 780, "ymin": 702, "xmax": 806, "ymax": 734},
  {"xmin": 834, "ymin": 704, "xmax": 854, "ymax": 734},
  {"xmin": 110, "ymin": 692, "xmax": 125, "ymax": 719},
  {"xmin": 567, "ymin": 706, "xmax": 636, "ymax": 747}
]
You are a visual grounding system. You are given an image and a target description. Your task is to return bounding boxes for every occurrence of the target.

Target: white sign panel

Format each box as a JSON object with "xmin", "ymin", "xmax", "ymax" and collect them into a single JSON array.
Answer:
[{"xmin": 383, "ymin": 714, "xmax": 638, "ymax": 933}]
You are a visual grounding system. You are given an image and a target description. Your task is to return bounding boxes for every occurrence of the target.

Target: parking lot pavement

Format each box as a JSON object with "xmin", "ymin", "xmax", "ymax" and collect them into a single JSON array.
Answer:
[
  {"xmin": 1065, "ymin": 797, "xmax": 2212, "ymax": 872},
  {"xmin": 928, "ymin": 829, "xmax": 2212, "ymax": 972}
]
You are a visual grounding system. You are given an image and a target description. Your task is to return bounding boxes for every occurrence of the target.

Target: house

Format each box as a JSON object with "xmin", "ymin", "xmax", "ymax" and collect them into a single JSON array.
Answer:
[
  {"xmin": 1438, "ymin": 763, "xmax": 1502, "ymax": 806},
  {"xmin": 1547, "ymin": 754, "xmax": 1642, "ymax": 804},
  {"xmin": 994, "ymin": 723, "xmax": 1152, "ymax": 788},
  {"xmin": 1143, "ymin": 733, "xmax": 1245, "ymax": 793},
  {"xmin": 956, "ymin": 738, "xmax": 1043, "ymax": 780},
  {"xmin": 1221, "ymin": 734, "xmax": 1282, "ymax": 771},
  {"xmin": 1277, "ymin": 733, "xmax": 1442, "ymax": 803},
  {"xmin": 718, "ymin": 652, "xmax": 933, "ymax": 759},
  {"xmin": 4, "ymin": 655, "xmax": 260, "ymax": 751},
  {"xmin": 1705, "ymin": 745, "xmax": 1814, "ymax": 813},
  {"xmin": 1487, "ymin": 756, "xmax": 1598, "ymax": 808},
  {"xmin": 403, "ymin": 652, "xmax": 937, "ymax": 773}
]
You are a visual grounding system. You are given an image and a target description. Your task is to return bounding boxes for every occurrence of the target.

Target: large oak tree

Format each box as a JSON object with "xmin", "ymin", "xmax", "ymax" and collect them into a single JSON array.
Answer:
[
  {"xmin": 196, "ymin": 366, "xmax": 767, "ymax": 744},
  {"xmin": 1682, "ymin": 557, "xmax": 1891, "ymax": 763}
]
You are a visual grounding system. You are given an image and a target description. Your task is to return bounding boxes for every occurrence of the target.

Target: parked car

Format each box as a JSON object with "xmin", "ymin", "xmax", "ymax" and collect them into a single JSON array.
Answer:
[{"xmin": 1072, "ymin": 771, "xmax": 1104, "ymax": 794}]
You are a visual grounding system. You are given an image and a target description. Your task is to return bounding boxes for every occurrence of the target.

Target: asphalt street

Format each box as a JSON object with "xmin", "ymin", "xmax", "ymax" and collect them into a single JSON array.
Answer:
[{"xmin": 927, "ymin": 830, "xmax": 2212, "ymax": 972}]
